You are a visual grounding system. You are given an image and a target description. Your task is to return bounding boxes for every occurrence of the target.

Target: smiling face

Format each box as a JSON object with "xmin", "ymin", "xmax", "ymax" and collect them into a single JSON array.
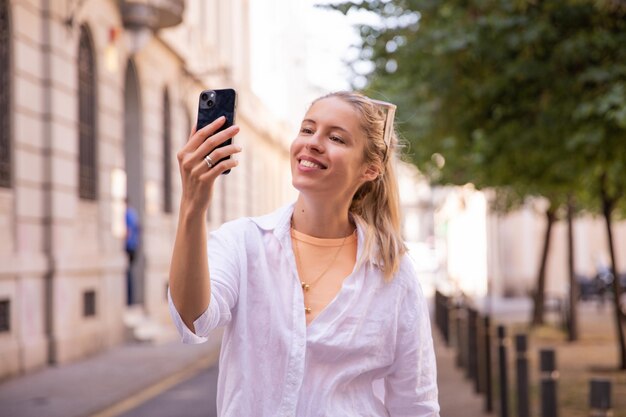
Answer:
[{"xmin": 290, "ymin": 97, "xmax": 379, "ymax": 200}]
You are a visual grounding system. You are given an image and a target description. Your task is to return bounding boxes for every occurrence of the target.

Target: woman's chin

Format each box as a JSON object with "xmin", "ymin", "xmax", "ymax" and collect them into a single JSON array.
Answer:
[{"xmin": 292, "ymin": 179, "xmax": 327, "ymax": 195}]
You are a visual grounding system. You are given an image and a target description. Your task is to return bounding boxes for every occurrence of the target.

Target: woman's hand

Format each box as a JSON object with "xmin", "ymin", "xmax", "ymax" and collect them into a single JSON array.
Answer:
[{"xmin": 176, "ymin": 116, "xmax": 241, "ymax": 216}]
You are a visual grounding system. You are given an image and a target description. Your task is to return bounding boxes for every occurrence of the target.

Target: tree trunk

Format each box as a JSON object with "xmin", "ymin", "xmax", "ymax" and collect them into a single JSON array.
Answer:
[
  {"xmin": 601, "ymin": 187, "xmax": 626, "ymax": 370},
  {"xmin": 531, "ymin": 204, "xmax": 556, "ymax": 326},
  {"xmin": 567, "ymin": 196, "xmax": 578, "ymax": 341}
]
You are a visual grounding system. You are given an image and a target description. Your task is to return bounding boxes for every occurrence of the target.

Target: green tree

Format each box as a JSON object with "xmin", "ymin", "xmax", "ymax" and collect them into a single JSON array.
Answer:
[{"xmin": 330, "ymin": 0, "xmax": 626, "ymax": 367}]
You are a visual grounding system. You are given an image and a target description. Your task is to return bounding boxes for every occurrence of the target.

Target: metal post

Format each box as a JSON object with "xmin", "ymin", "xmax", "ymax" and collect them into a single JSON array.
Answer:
[
  {"xmin": 589, "ymin": 379, "xmax": 611, "ymax": 417},
  {"xmin": 442, "ymin": 294, "xmax": 450, "ymax": 345},
  {"xmin": 540, "ymin": 349, "xmax": 558, "ymax": 417},
  {"xmin": 477, "ymin": 313, "xmax": 486, "ymax": 395},
  {"xmin": 484, "ymin": 316, "xmax": 493, "ymax": 413},
  {"xmin": 435, "ymin": 291, "xmax": 442, "ymax": 334},
  {"xmin": 457, "ymin": 307, "xmax": 467, "ymax": 369},
  {"xmin": 515, "ymin": 334, "xmax": 530, "ymax": 417},
  {"xmin": 450, "ymin": 302, "xmax": 459, "ymax": 350},
  {"xmin": 498, "ymin": 325, "xmax": 509, "ymax": 417},
  {"xmin": 468, "ymin": 308, "xmax": 479, "ymax": 391}
]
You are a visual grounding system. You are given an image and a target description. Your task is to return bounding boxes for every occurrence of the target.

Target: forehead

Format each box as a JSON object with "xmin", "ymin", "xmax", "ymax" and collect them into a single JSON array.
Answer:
[{"xmin": 304, "ymin": 97, "xmax": 362, "ymax": 134}]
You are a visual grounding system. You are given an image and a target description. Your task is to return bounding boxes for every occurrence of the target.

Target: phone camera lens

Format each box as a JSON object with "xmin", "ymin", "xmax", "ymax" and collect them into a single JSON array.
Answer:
[
  {"xmin": 207, "ymin": 100, "xmax": 215, "ymax": 108},
  {"xmin": 201, "ymin": 93, "xmax": 208, "ymax": 101}
]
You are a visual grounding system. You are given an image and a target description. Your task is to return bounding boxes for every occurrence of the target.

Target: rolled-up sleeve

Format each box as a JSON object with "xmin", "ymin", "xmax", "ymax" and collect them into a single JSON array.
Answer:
[
  {"xmin": 384, "ymin": 280, "xmax": 440, "ymax": 416},
  {"xmin": 168, "ymin": 222, "xmax": 242, "ymax": 344}
]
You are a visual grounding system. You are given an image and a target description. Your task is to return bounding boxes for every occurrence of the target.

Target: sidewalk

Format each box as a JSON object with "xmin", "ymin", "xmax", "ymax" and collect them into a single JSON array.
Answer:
[
  {"xmin": 434, "ymin": 328, "xmax": 490, "ymax": 417},
  {"xmin": 0, "ymin": 332, "xmax": 221, "ymax": 417},
  {"xmin": 432, "ymin": 295, "xmax": 536, "ymax": 417}
]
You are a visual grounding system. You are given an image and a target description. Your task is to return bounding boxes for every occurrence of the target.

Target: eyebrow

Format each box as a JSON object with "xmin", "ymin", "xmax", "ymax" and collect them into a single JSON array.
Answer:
[{"xmin": 302, "ymin": 119, "xmax": 351, "ymax": 135}]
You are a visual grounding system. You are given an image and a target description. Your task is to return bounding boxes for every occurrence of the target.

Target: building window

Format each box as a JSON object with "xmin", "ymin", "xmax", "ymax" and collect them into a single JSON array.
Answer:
[
  {"xmin": 0, "ymin": 299, "xmax": 10, "ymax": 332},
  {"xmin": 78, "ymin": 25, "xmax": 97, "ymax": 200},
  {"xmin": 163, "ymin": 88, "xmax": 172, "ymax": 213},
  {"xmin": 83, "ymin": 290, "xmax": 96, "ymax": 317},
  {"xmin": 0, "ymin": 0, "xmax": 11, "ymax": 188}
]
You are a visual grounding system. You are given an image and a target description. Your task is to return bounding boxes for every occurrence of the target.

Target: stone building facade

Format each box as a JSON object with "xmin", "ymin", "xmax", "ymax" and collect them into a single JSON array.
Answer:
[{"xmin": 0, "ymin": 0, "xmax": 295, "ymax": 380}]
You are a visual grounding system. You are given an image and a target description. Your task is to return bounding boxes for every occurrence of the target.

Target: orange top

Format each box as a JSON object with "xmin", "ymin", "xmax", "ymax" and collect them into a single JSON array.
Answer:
[{"xmin": 291, "ymin": 228, "xmax": 357, "ymax": 325}]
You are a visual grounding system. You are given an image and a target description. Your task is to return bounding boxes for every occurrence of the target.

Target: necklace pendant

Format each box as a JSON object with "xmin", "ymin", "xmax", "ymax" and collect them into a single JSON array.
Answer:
[
  {"xmin": 305, "ymin": 307, "xmax": 312, "ymax": 314},
  {"xmin": 301, "ymin": 282, "xmax": 310, "ymax": 292}
]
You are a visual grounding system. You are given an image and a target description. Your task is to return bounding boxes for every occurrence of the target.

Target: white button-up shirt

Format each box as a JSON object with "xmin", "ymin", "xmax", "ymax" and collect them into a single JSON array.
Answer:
[{"xmin": 168, "ymin": 204, "xmax": 439, "ymax": 417}]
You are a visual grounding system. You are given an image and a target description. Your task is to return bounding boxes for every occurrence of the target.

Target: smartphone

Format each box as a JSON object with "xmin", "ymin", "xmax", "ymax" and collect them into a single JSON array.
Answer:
[{"xmin": 196, "ymin": 88, "xmax": 237, "ymax": 175}]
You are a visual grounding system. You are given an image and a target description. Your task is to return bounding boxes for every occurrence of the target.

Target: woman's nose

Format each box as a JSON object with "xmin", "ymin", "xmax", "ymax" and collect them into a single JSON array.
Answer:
[{"xmin": 305, "ymin": 133, "xmax": 324, "ymax": 153}]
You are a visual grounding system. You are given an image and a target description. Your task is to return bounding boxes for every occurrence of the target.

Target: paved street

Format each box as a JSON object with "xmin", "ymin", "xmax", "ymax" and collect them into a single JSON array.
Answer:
[
  {"xmin": 118, "ymin": 365, "xmax": 219, "ymax": 417},
  {"xmin": 0, "ymin": 333, "xmax": 221, "ymax": 417}
]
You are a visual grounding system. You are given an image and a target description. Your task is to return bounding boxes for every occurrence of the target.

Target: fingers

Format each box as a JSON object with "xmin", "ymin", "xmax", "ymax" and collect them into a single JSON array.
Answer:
[
  {"xmin": 200, "ymin": 157, "xmax": 239, "ymax": 180},
  {"xmin": 195, "ymin": 125, "xmax": 240, "ymax": 159},
  {"xmin": 209, "ymin": 143, "xmax": 242, "ymax": 165},
  {"xmin": 177, "ymin": 120, "xmax": 239, "ymax": 173},
  {"xmin": 183, "ymin": 116, "xmax": 227, "ymax": 152},
  {"xmin": 191, "ymin": 143, "xmax": 242, "ymax": 177}
]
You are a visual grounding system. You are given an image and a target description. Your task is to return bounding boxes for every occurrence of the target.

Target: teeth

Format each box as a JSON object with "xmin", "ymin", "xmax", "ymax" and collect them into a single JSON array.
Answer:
[{"xmin": 300, "ymin": 159, "xmax": 322, "ymax": 169}]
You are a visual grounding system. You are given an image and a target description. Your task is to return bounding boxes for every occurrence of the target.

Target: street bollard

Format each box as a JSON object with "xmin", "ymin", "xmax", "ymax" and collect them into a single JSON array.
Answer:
[
  {"xmin": 515, "ymin": 334, "xmax": 530, "ymax": 417},
  {"xmin": 450, "ymin": 302, "xmax": 459, "ymax": 350},
  {"xmin": 589, "ymin": 379, "xmax": 611, "ymax": 417},
  {"xmin": 441, "ymin": 295, "xmax": 452, "ymax": 347},
  {"xmin": 457, "ymin": 307, "xmax": 467, "ymax": 369},
  {"xmin": 498, "ymin": 325, "xmax": 509, "ymax": 417},
  {"xmin": 540, "ymin": 349, "xmax": 558, "ymax": 417},
  {"xmin": 477, "ymin": 314, "xmax": 486, "ymax": 395},
  {"xmin": 468, "ymin": 308, "xmax": 479, "ymax": 392},
  {"xmin": 435, "ymin": 291, "xmax": 442, "ymax": 335},
  {"xmin": 455, "ymin": 304, "xmax": 461, "ymax": 367},
  {"xmin": 484, "ymin": 316, "xmax": 493, "ymax": 413}
]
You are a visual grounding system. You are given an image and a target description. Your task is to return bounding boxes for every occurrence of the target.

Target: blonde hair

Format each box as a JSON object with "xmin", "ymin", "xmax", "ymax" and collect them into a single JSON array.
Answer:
[{"xmin": 313, "ymin": 91, "xmax": 406, "ymax": 281}]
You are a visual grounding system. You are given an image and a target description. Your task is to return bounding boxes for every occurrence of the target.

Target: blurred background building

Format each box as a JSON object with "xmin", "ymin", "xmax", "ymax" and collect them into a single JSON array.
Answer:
[{"xmin": 0, "ymin": 0, "xmax": 301, "ymax": 379}]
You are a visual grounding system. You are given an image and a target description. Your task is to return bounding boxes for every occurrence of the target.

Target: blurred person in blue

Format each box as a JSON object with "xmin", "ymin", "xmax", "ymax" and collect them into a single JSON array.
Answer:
[
  {"xmin": 168, "ymin": 91, "xmax": 439, "ymax": 416},
  {"xmin": 125, "ymin": 198, "xmax": 140, "ymax": 305}
]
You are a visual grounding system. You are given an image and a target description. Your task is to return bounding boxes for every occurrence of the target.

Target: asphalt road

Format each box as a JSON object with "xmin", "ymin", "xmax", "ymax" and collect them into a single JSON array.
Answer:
[{"xmin": 118, "ymin": 364, "xmax": 219, "ymax": 417}]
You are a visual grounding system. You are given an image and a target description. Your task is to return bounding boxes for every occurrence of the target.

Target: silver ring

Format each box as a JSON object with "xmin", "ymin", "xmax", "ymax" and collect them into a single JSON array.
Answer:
[{"xmin": 204, "ymin": 155, "xmax": 214, "ymax": 169}]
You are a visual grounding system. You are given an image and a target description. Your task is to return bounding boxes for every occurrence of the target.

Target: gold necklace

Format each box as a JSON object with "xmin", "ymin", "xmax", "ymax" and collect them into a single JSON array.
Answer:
[{"xmin": 291, "ymin": 227, "xmax": 352, "ymax": 315}]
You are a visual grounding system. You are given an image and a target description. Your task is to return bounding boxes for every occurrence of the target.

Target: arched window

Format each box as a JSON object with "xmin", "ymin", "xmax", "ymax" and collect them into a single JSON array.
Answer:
[
  {"xmin": 0, "ymin": 0, "xmax": 11, "ymax": 188},
  {"xmin": 162, "ymin": 88, "xmax": 172, "ymax": 213},
  {"xmin": 78, "ymin": 25, "xmax": 97, "ymax": 200}
]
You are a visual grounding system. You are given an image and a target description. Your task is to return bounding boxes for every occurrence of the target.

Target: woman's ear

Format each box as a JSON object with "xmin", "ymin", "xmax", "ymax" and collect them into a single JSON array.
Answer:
[{"xmin": 361, "ymin": 163, "xmax": 381, "ymax": 183}]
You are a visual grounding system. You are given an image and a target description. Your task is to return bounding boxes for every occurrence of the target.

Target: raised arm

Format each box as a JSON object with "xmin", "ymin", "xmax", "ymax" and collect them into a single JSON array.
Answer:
[{"xmin": 169, "ymin": 116, "xmax": 241, "ymax": 332}]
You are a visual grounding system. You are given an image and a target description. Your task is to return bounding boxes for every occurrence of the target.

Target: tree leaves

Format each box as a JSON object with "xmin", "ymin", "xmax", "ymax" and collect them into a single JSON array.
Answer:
[{"xmin": 331, "ymin": 0, "xmax": 626, "ymax": 216}]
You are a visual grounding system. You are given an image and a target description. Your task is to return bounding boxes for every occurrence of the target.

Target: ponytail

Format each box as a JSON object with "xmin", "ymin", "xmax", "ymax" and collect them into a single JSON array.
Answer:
[{"xmin": 351, "ymin": 133, "xmax": 405, "ymax": 281}]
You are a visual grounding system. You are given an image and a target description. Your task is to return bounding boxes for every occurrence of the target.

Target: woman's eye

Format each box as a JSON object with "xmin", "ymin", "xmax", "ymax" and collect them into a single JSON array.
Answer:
[
  {"xmin": 301, "ymin": 127, "xmax": 313, "ymax": 134},
  {"xmin": 330, "ymin": 135, "xmax": 345, "ymax": 144}
]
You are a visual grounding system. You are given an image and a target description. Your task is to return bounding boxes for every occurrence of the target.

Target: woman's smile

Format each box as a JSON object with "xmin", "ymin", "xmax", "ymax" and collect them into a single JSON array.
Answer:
[{"xmin": 298, "ymin": 156, "xmax": 327, "ymax": 170}]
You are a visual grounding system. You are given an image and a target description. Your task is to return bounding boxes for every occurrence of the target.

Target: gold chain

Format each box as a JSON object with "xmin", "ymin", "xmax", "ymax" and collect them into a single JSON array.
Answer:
[{"xmin": 291, "ymin": 226, "xmax": 352, "ymax": 314}]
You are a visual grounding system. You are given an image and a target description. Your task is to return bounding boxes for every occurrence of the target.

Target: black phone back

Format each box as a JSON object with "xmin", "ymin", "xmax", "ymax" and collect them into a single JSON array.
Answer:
[{"xmin": 197, "ymin": 88, "xmax": 237, "ymax": 174}]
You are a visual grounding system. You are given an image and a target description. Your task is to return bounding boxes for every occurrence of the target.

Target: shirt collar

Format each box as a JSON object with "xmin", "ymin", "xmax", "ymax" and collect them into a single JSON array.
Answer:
[
  {"xmin": 249, "ymin": 203, "xmax": 377, "ymax": 268},
  {"xmin": 249, "ymin": 203, "xmax": 295, "ymax": 239}
]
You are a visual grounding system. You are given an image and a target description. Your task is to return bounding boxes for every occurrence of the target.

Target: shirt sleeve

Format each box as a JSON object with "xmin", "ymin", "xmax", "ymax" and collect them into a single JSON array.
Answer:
[
  {"xmin": 384, "ymin": 269, "xmax": 440, "ymax": 416},
  {"xmin": 168, "ymin": 221, "xmax": 242, "ymax": 344}
]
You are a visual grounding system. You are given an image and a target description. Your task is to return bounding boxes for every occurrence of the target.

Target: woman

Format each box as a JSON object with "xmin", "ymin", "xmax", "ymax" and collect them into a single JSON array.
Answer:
[{"xmin": 169, "ymin": 91, "xmax": 440, "ymax": 416}]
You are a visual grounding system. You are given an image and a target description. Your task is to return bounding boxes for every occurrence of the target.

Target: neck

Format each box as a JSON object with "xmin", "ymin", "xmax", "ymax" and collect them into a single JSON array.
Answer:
[{"xmin": 292, "ymin": 194, "xmax": 354, "ymax": 238}]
